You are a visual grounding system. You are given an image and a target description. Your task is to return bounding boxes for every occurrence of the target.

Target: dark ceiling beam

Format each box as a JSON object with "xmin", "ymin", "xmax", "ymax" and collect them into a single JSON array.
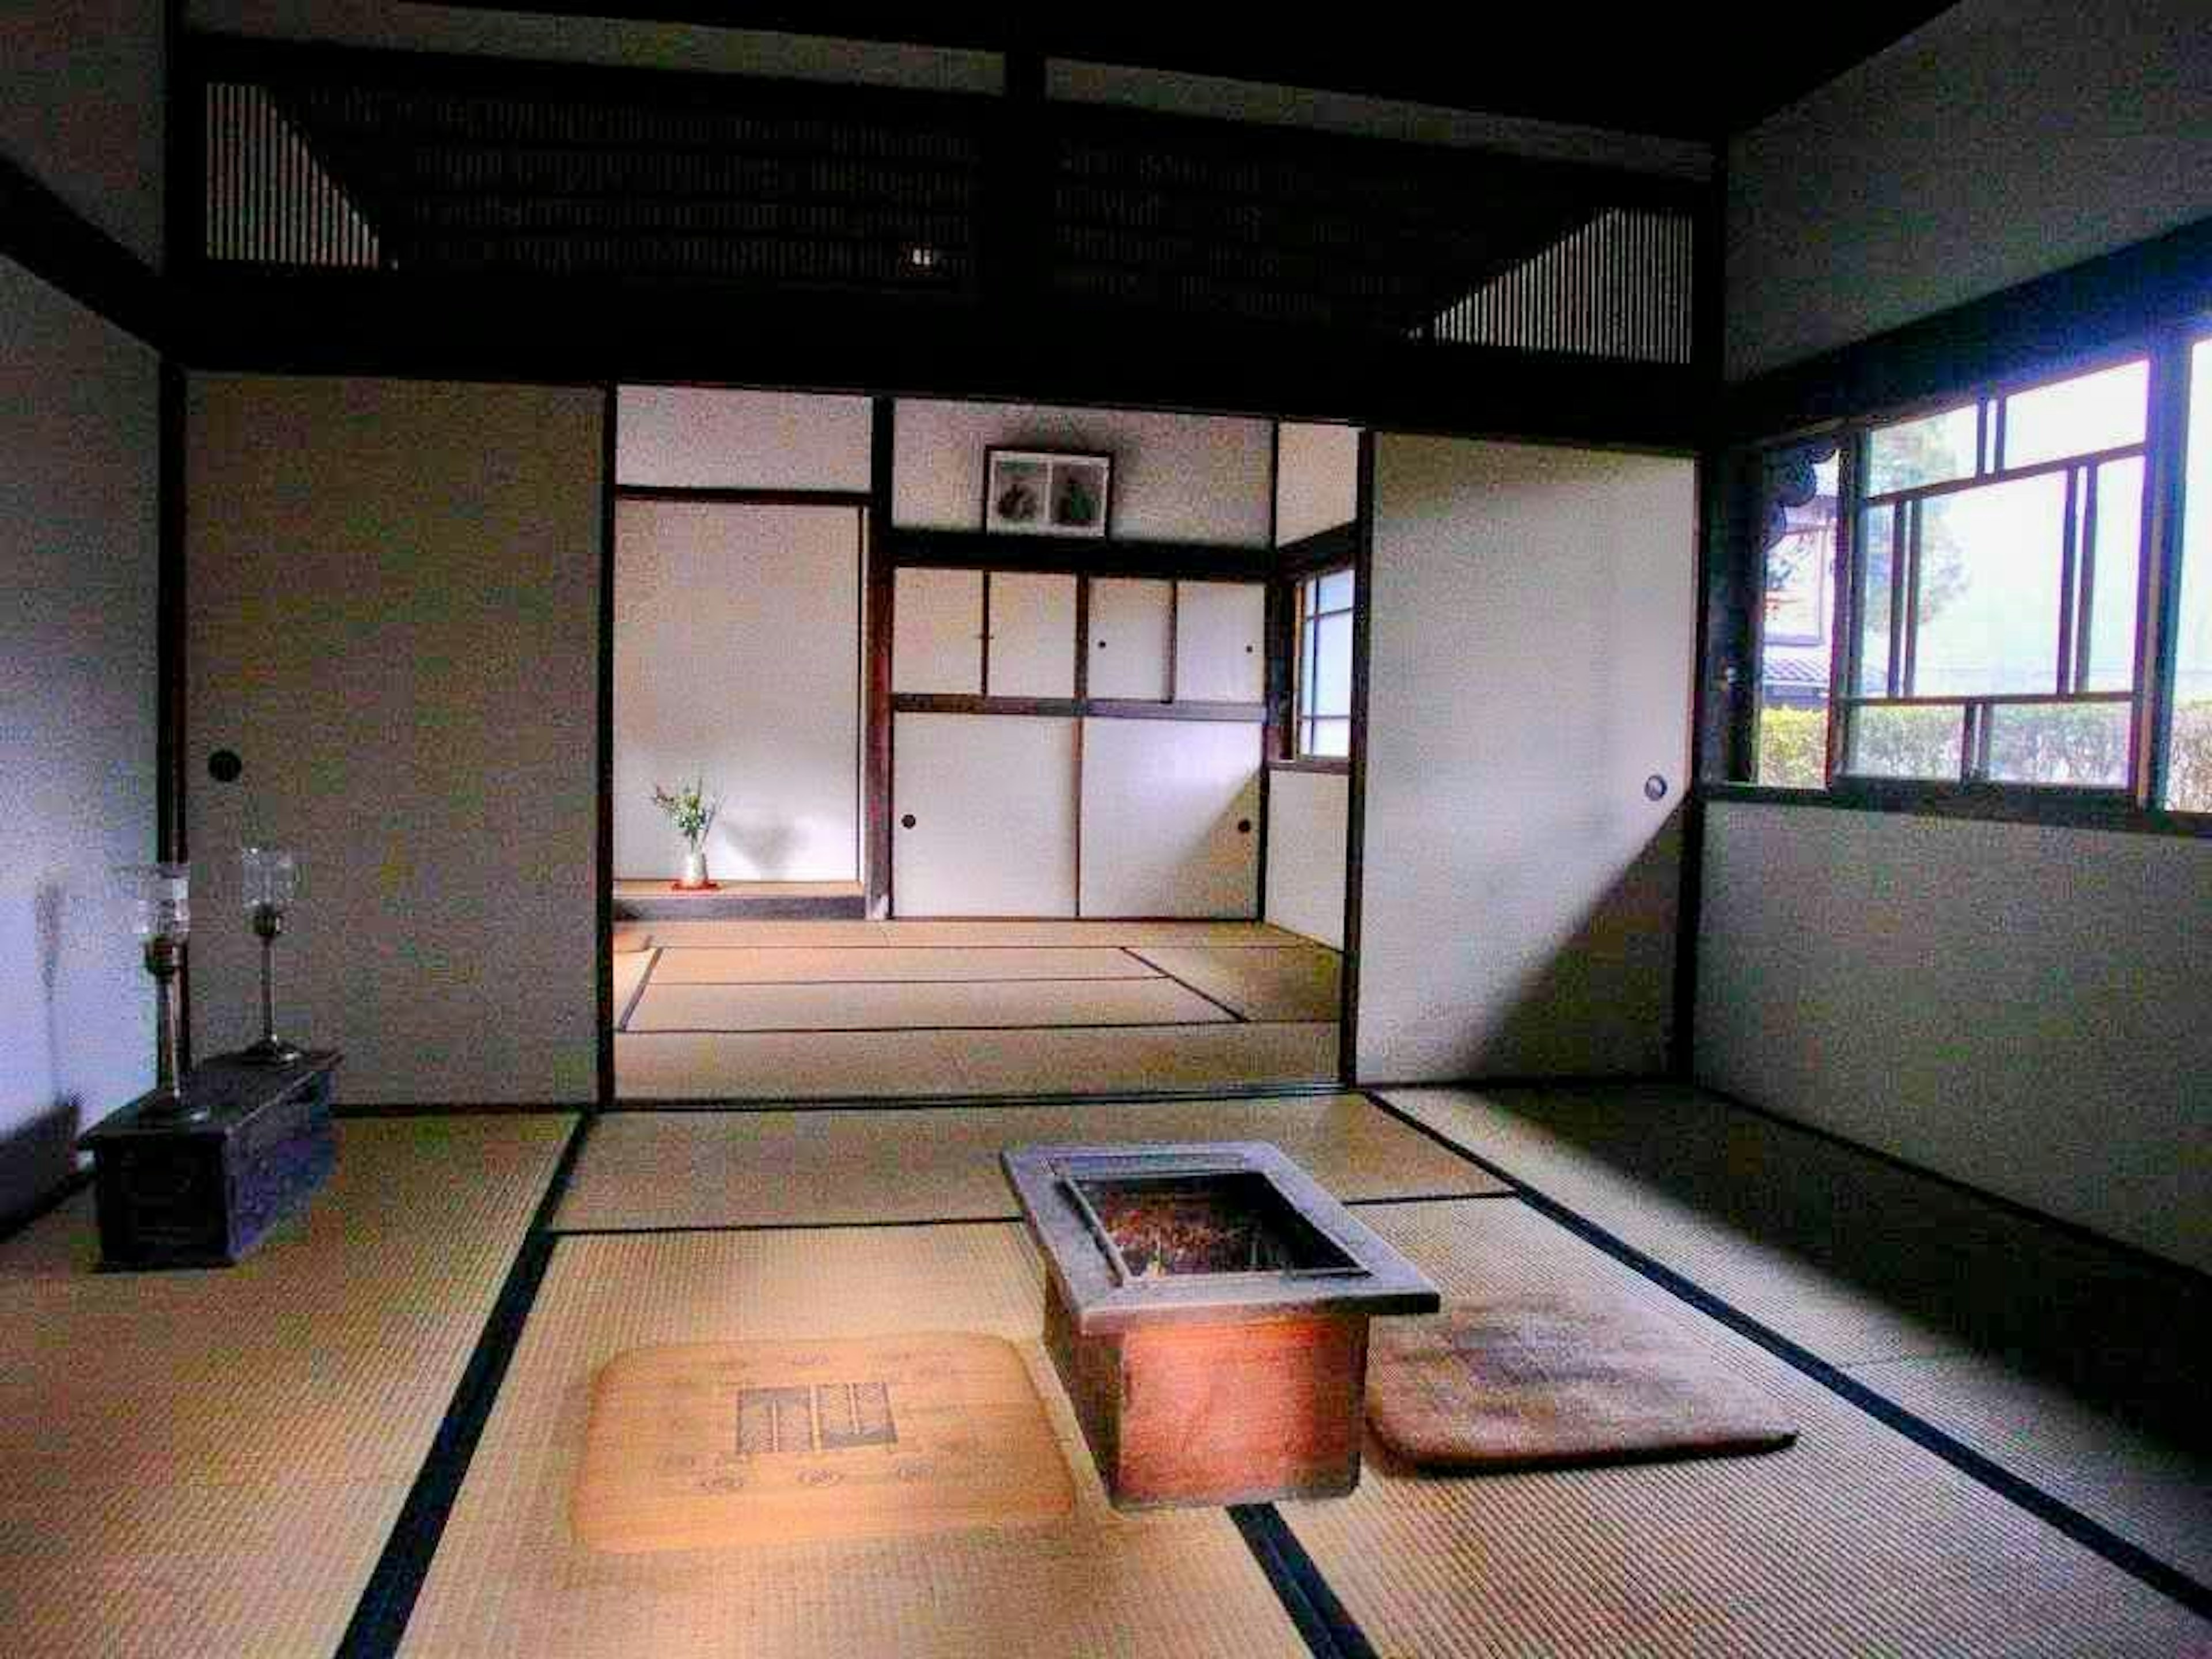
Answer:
[
  {"xmin": 174, "ymin": 271, "xmax": 1711, "ymax": 452},
  {"xmin": 407, "ymin": 1, "xmax": 1955, "ymax": 140}
]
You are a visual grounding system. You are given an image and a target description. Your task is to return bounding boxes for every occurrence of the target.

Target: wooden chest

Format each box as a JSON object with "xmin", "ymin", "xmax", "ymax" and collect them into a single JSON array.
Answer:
[{"xmin": 79, "ymin": 1051, "xmax": 342, "ymax": 1270}]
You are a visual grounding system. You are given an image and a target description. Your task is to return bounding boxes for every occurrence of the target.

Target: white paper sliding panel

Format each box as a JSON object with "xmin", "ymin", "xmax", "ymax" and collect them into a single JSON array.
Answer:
[
  {"xmin": 1358, "ymin": 437, "xmax": 1692, "ymax": 1081},
  {"xmin": 986, "ymin": 571, "xmax": 1077, "ymax": 696},
  {"xmin": 1079, "ymin": 719, "xmax": 1260, "ymax": 918},
  {"xmin": 186, "ymin": 377, "xmax": 602, "ymax": 1104},
  {"xmin": 1275, "ymin": 422, "xmax": 1359, "ymax": 545},
  {"xmin": 892, "ymin": 566, "xmax": 983, "ymax": 693},
  {"xmin": 616, "ymin": 387, "xmax": 872, "ymax": 490},
  {"xmin": 1263, "ymin": 767, "xmax": 1349, "ymax": 949},
  {"xmin": 613, "ymin": 501, "xmax": 859, "ymax": 881},
  {"xmin": 1173, "ymin": 580, "xmax": 1266, "ymax": 702},
  {"xmin": 1087, "ymin": 577, "xmax": 1172, "ymax": 699},
  {"xmin": 893, "ymin": 714, "xmax": 1078, "ymax": 916}
]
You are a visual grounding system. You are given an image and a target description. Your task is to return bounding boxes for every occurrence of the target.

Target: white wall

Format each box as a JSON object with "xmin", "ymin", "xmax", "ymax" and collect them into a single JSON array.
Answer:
[
  {"xmin": 0, "ymin": 255, "xmax": 160, "ymax": 1215},
  {"xmin": 0, "ymin": 0, "xmax": 165, "ymax": 268},
  {"xmin": 1274, "ymin": 422, "xmax": 1359, "ymax": 547},
  {"xmin": 1727, "ymin": 0, "xmax": 2212, "ymax": 379},
  {"xmin": 614, "ymin": 501, "xmax": 861, "ymax": 881},
  {"xmin": 616, "ymin": 388, "xmax": 872, "ymax": 492},
  {"xmin": 185, "ymin": 377, "xmax": 603, "ymax": 1104},
  {"xmin": 1357, "ymin": 437, "xmax": 1692, "ymax": 1082},
  {"xmin": 893, "ymin": 402, "xmax": 1272, "ymax": 546},
  {"xmin": 1264, "ymin": 768, "xmax": 1347, "ymax": 949},
  {"xmin": 1696, "ymin": 801, "xmax": 2212, "ymax": 1275}
]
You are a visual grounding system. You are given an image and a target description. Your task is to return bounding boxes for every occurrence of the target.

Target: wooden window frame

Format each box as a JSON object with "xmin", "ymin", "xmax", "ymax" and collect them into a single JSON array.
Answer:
[
  {"xmin": 1289, "ymin": 563, "xmax": 1356, "ymax": 765},
  {"xmin": 1745, "ymin": 333, "xmax": 2212, "ymax": 821}
]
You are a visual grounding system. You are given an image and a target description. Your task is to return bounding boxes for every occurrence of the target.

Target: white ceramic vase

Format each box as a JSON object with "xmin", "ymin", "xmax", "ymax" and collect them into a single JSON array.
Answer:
[{"xmin": 679, "ymin": 847, "xmax": 709, "ymax": 889}]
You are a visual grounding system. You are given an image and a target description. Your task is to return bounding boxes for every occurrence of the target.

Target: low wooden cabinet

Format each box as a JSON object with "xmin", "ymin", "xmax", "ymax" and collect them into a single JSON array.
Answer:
[{"xmin": 79, "ymin": 1051, "xmax": 341, "ymax": 1270}]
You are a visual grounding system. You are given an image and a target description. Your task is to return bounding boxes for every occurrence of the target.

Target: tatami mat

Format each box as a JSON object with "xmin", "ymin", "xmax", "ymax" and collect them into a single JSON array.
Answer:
[
  {"xmin": 1282, "ymin": 1200, "xmax": 2209, "ymax": 1657},
  {"xmin": 1380, "ymin": 1085, "xmax": 1967, "ymax": 1363},
  {"xmin": 1849, "ymin": 1352, "xmax": 2212, "ymax": 1586},
  {"xmin": 650, "ymin": 945, "xmax": 1164, "ymax": 984},
  {"xmin": 617, "ymin": 1021, "xmax": 1338, "ymax": 1100},
  {"xmin": 393, "ymin": 1225, "xmax": 1309, "ymax": 1659},
  {"xmin": 627, "ymin": 976, "xmax": 1233, "ymax": 1033},
  {"xmin": 643, "ymin": 919, "xmax": 1308, "ymax": 948},
  {"xmin": 612, "ymin": 925, "xmax": 651, "ymax": 952},
  {"xmin": 611, "ymin": 947, "xmax": 656, "ymax": 1030},
  {"xmin": 1130, "ymin": 944, "xmax": 1340, "ymax": 1021},
  {"xmin": 554, "ymin": 1094, "xmax": 1507, "ymax": 1230},
  {"xmin": 1380, "ymin": 1084, "xmax": 2212, "ymax": 1581},
  {"xmin": 0, "ymin": 1115, "xmax": 574, "ymax": 1659}
]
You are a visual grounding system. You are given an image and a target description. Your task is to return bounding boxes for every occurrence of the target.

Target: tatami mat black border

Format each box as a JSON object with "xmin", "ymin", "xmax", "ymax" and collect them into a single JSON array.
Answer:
[
  {"xmin": 1231, "ymin": 1503, "xmax": 1381, "ymax": 1659},
  {"xmin": 1357, "ymin": 1093, "xmax": 2212, "ymax": 1623},
  {"xmin": 335, "ymin": 1111, "xmax": 596, "ymax": 1658}
]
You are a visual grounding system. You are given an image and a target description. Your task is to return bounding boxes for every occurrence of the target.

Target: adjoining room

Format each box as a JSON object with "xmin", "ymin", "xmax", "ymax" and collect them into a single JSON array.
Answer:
[{"xmin": 607, "ymin": 391, "xmax": 1357, "ymax": 1101}]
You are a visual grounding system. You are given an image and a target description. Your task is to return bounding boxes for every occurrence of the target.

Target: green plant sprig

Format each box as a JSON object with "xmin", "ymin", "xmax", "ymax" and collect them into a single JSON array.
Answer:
[{"xmin": 650, "ymin": 777, "xmax": 721, "ymax": 848}]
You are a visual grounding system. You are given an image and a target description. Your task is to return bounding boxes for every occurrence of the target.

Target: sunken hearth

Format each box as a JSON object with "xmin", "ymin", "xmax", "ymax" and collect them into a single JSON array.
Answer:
[{"xmin": 1002, "ymin": 1141, "xmax": 1439, "ymax": 1509}]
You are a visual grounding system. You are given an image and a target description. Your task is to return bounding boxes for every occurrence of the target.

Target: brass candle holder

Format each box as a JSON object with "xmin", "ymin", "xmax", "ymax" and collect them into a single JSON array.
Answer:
[
  {"xmin": 126, "ymin": 862, "xmax": 203, "ymax": 1119},
  {"xmin": 239, "ymin": 844, "xmax": 304, "ymax": 1066}
]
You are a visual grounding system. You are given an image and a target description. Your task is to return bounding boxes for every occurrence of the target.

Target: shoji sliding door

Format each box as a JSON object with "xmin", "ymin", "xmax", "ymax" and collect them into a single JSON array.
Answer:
[
  {"xmin": 887, "ymin": 570, "xmax": 1266, "ymax": 918},
  {"xmin": 1356, "ymin": 436, "xmax": 1695, "ymax": 1080}
]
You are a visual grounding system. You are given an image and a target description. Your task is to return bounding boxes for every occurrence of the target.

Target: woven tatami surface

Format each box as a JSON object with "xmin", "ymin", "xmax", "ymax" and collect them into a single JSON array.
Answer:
[
  {"xmin": 0, "ymin": 1115, "xmax": 574, "ymax": 1659},
  {"xmin": 642, "ymin": 919, "xmax": 1312, "ymax": 948},
  {"xmin": 393, "ymin": 1224, "xmax": 1308, "ymax": 1659},
  {"xmin": 616, "ymin": 1021, "xmax": 1338, "ymax": 1100},
  {"xmin": 1283, "ymin": 1200, "xmax": 2210, "ymax": 1657},
  {"xmin": 554, "ymin": 1093, "xmax": 1506, "ymax": 1231},
  {"xmin": 647, "ymin": 945, "xmax": 1164, "ymax": 984},
  {"xmin": 1126, "ymin": 943, "xmax": 1342, "ymax": 1021},
  {"xmin": 1379, "ymin": 1085, "xmax": 2212, "ymax": 1583}
]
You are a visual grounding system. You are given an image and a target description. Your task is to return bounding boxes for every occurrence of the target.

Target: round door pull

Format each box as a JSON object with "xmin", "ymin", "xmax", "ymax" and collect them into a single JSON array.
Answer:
[
  {"xmin": 208, "ymin": 749, "xmax": 244, "ymax": 783},
  {"xmin": 1643, "ymin": 774, "xmax": 1669, "ymax": 802},
  {"xmin": 900, "ymin": 813, "xmax": 917, "ymax": 830},
  {"xmin": 1236, "ymin": 819, "xmax": 1253, "ymax": 834}
]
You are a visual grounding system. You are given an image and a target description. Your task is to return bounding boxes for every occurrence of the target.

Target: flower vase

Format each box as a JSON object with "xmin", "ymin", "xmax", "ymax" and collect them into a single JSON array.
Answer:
[{"xmin": 679, "ymin": 847, "xmax": 709, "ymax": 889}]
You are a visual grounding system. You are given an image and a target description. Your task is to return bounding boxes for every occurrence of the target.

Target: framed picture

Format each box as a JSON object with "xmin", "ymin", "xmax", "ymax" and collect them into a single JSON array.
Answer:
[{"xmin": 983, "ymin": 448, "xmax": 1112, "ymax": 539}]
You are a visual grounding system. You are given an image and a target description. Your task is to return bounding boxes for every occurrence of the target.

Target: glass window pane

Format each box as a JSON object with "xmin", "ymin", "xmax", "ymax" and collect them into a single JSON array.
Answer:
[
  {"xmin": 2081, "ymin": 457, "xmax": 2143, "ymax": 693},
  {"xmin": 2002, "ymin": 359, "xmax": 2147, "ymax": 471},
  {"xmin": 2172, "ymin": 338, "xmax": 2212, "ymax": 812},
  {"xmin": 1310, "ymin": 611, "xmax": 1352, "ymax": 717},
  {"xmin": 1866, "ymin": 403, "xmax": 1979, "ymax": 495},
  {"xmin": 1307, "ymin": 718, "xmax": 1350, "ymax": 758},
  {"xmin": 1316, "ymin": 568, "xmax": 1354, "ymax": 611},
  {"xmin": 1298, "ymin": 618, "xmax": 1320, "ymax": 717},
  {"xmin": 1756, "ymin": 450, "xmax": 1836, "ymax": 787},
  {"xmin": 1845, "ymin": 703, "xmax": 1964, "ymax": 779},
  {"xmin": 1911, "ymin": 472, "xmax": 2068, "ymax": 696},
  {"xmin": 1855, "ymin": 505, "xmax": 1895, "ymax": 695},
  {"xmin": 1984, "ymin": 702, "xmax": 2130, "ymax": 787}
]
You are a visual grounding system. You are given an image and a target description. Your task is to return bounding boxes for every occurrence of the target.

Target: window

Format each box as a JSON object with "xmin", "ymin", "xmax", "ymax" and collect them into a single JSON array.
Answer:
[
  {"xmin": 1752, "ymin": 351, "xmax": 2180, "ymax": 800},
  {"xmin": 2168, "ymin": 336, "xmax": 2212, "ymax": 812},
  {"xmin": 1293, "ymin": 567, "xmax": 1354, "ymax": 758},
  {"xmin": 1844, "ymin": 357, "xmax": 2147, "ymax": 789},
  {"xmin": 1752, "ymin": 443, "xmax": 1839, "ymax": 787}
]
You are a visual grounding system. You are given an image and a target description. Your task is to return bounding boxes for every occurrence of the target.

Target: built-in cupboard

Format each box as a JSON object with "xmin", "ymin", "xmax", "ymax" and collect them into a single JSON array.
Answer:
[{"xmin": 889, "ymin": 568, "xmax": 1267, "ymax": 916}]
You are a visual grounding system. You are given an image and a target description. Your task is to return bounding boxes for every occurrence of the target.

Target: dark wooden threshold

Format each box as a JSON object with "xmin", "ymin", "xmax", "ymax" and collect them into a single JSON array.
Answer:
[
  {"xmin": 1268, "ymin": 757, "xmax": 1350, "ymax": 776},
  {"xmin": 613, "ymin": 885, "xmax": 868, "ymax": 921}
]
